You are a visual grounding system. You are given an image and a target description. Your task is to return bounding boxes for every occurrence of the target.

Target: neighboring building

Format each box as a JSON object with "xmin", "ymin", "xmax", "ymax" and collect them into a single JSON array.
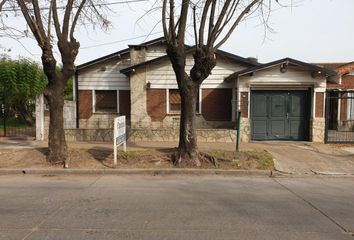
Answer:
[
  {"xmin": 324, "ymin": 62, "xmax": 354, "ymax": 142},
  {"xmin": 46, "ymin": 37, "xmax": 351, "ymax": 143}
]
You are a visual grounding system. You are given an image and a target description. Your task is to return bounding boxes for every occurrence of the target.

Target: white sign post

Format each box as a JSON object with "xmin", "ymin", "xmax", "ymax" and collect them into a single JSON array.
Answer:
[{"xmin": 113, "ymin": 116, "xmax": 126, "ymax": 166}]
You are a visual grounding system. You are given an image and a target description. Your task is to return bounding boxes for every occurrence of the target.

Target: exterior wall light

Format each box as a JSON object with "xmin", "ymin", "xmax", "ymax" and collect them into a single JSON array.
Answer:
[
  {"xmin": 280, "ymin": 63, "xmax": 288, "ymax": 73},
  {"xmin": 146, "ymin": 81, "xmax": 151, "ymax": 89}
]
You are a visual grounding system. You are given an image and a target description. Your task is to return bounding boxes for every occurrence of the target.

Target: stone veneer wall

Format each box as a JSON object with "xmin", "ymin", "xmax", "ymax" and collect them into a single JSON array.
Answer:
[
  {"xmin": 311, "ymin": 118, "xmax": 325, "ymax": 143},
  {"xmin": 65, "ymin": 129, "xmax": 113, "ymax": 142},
  {"xmin": 57, "ymin": 128, "xmax": 237, "ymax": 143},
  {"xmin": 129, "ymin": 128, "xmax": 237, "ymax": 142},
  {"xmin": 239, "ymin": 118, "xmax": 251, "ymax": 142}
]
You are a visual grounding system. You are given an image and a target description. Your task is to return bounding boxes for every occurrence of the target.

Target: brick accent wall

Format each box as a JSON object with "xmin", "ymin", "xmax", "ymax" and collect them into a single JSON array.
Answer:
[
  {"xmin": 240, "ymin": 92, "xmax": 249, "ymax": 118},
  {"xmin": 342, "ymin": 75, "xmax": 354, "ymax": 89},
  {"xmin": 119, "ymin": 90, "xmax": 131, "ymax": 119},
  {"xmin": 315, "ymin": 92, "xmax": 324, "ymax": 118},
  {"xmin": 202, "ymin": 88, "xmax": 232, "ymax": 121},
  {"xmin": 79, "ymin": 90, "xmax": 92, "ymax": 119},
  {"xmin": 147, "ymin": 89, "xmax": 166, "ymax": 121}
]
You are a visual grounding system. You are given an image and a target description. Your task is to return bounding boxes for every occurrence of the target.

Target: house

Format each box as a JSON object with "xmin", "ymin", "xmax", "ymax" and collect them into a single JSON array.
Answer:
[
  {"xmin": 324, "ymin": 62, "xmax": 354, "ymax": 143},
  {"xmin": 75, "ymin": 37, "xmax": 258, "ymax": 142},
  {"xmin": 69, "ymin": 37, "xmax": 352, "ymax": 143}
]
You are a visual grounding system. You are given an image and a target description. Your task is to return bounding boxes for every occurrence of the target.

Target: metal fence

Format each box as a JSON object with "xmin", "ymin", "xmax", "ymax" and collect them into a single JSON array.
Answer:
[
  {"xmin": 0, "ymin": 126, "xmax": 36, "ymax": 137},
  {"xmin": 0, "ymin": 103, "xmax": 36, "ymax": 137},
  {"xmin": 325, "ymin": 91, "xmax": 354, "ymax": 143}
]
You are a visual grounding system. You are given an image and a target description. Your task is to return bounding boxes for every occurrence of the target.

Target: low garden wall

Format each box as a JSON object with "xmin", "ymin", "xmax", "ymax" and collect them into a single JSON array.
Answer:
[{"xmin": 61, "ymin": 128, "xmax": 237, "ymax": 143}]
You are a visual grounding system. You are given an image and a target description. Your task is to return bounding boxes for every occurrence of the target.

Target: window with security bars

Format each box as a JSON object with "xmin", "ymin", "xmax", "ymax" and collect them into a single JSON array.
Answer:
[
  {"xmin": 169, "ymin": 89, "xmax": 181, "ymax": 112},
  {"xmin": 168, "ymin": 89, "xmax": 200, "ymax": 113}
]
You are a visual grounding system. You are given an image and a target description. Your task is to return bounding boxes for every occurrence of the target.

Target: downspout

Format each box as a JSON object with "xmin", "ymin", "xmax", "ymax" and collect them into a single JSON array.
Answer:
[{"xmin": 75, "ymin": 71, "xmax": 79, "ymax": 129}]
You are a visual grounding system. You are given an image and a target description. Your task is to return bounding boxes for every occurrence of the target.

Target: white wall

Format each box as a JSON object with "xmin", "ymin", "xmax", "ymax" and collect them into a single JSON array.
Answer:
[
  {"xmin": 146, "ymin": 54, "xmax": 248, "ymax": 89},
  {"xmin": 238, "ymin": 65, "xmax": 327, "ymax": 89},
  {"xmin": 145, "ymin": 45, "xmax": 167, "ymax": 61},
  {"xmin": 78, "ymin": 56, "xmax": 131, "ymax": 90}
]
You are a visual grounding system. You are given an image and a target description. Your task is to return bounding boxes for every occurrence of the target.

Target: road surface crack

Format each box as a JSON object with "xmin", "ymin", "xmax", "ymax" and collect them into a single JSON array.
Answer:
[{"xmin": 272, "ymin": 178, "xmax": 353, "ymax": 237}]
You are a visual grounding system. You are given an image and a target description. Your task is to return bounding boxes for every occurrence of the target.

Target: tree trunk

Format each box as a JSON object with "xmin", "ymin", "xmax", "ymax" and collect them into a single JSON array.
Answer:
[
  {"xmin": 45, "ymin": 81, "xmax": 68, "ymax": 166},
  {"xmin": 166, "ymin": 46, "xmax": 214, "ymax": 167},
  {"xmin": 173, "ymin": 83, "xmax": 201, "ymax": 167}
]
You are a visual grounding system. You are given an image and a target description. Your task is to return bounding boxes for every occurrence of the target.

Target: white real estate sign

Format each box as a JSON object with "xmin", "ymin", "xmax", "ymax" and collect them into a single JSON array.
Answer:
[{"xmin": 113, "ymin": 116, "xmax": 126, "ymax": 165}]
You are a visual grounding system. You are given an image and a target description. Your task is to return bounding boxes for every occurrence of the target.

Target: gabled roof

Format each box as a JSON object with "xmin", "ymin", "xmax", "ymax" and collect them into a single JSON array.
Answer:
[
  {"xmin": 120, "ymin": 47, "xmax": 259, "ymax": 74},
  {"xmin": 76, "ymin": 37, "xmax": 166, "ymax": 71},
  {"xmin": 335, "ymin": 61, "xmax": 354, "ymax": 76},
  {"xmin": 313, "ymin": 62, "xmax": 347, "ymax": 71},
  {"xmin": 225, "ymin": 57, "xmax": 337, "ymax": 81}
]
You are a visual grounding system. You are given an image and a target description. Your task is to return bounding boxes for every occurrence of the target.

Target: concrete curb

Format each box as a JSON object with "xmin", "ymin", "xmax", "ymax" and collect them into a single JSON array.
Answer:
[
  {"xmin": 310, "ymin": 169, "xmax": 354, "ymax": 176},
  {"xmin": 0, "ymin": 168, "xmax": 272, "ymax": 176}
]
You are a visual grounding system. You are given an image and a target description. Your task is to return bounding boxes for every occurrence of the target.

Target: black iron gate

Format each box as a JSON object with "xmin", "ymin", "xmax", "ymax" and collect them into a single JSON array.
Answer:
[
  {"xmin": 0, "ymin": 102, "xmax": 36, "ymax": 138},
  {"xmin": 325, "ymin": 90, "xmax": 354, "ymax": 143}
]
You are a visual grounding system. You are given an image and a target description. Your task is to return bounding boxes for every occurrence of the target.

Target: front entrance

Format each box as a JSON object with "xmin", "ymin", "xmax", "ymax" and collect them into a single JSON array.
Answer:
[{"xmin": 251, "ymin": 90, "xmax": 310, "ymax": 141}]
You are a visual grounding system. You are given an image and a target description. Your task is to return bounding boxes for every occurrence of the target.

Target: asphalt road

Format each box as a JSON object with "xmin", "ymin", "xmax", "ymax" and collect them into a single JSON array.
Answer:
[{"xmin": 0, "ymin": 175, "xmax": 353, "ymax": 240}]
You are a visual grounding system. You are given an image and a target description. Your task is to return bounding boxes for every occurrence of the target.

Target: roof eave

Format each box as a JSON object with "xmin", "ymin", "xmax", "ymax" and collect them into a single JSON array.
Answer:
[
  {"xmin": 76, "ymin": 49, "xmax": 130, "ymax": 72},
  {"xmin": 225, "ymin": 58, "xmax": 336, "ymax": 82}
]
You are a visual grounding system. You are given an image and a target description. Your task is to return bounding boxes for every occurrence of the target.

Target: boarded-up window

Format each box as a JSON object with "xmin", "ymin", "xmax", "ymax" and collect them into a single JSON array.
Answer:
[
  {"xmin": 169, "ymin": 89, "xmax": 181, "ymax": 112},
  {"xmin": 95, "ymin": 90, "xmax": 117, "ymax": 113},
  {"xmin": 79, "ymin": 90, "xmax": 92, "ymax": 119},
  {"xmin": 202, "ymin": 89, "xmax": 232, "ymax": 121},
  {"xmin": 147, "ymin": 89, "xmax": 166, "ymax": 121}
]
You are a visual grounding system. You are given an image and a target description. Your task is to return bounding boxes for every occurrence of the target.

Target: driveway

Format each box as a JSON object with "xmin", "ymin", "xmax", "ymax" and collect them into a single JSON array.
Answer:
[
  {"xmin": 0, "ymin": 175, "xmax": 354, "ymax": 240},
  {"xmin": 252, "ymin": 142, "xmax": 354, "ymax": 175}
]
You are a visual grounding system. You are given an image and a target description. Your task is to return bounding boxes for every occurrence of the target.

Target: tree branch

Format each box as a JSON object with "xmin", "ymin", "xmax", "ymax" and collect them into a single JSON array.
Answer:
[
  {"xmin": 207, "ymin": 1, "xmax": 231, "ymax": 46},
  {"xmin": 169, "ymin": 0, "xmax": 177, "ymax": 44},
  {"xmin": 47, "ymin": 0, "xmax": 53, "ymax": 45},
  {"xmin": 0, "ymin": 0, "xmax": 7, "ymax": 11},
  {"xmin": 198, "ymin": 0, "xmax": 212, "ymax": 46},
  {"xmin": 192, "ymin": 5, "xmax": 197, "ymax": 46},
  {"xmin": 70, "ymin": 0, "xmax": 87, "ymax": 41},
  {"xmin": 214, "ymin": 0, "xmax": 261, "ymax": 49},
  {"xmin": 162, "ymin": 0, "xmax": 169, "ymax": 40},
  {"xmin": 62, "ymin": 0, "xmax": 74, "ymax": 40},
  {"xmin": 31, "ymin": 0, "xmax": 47, "ymax": 44},
  {"xmin": 176, "ymin": 0, "xmax": 190, "ymax": 47},
  {"xmin": 16, "ymin": 0, "xmax": 45, "ymax": 47},
  {"xmin": 207, "ymin": 0, "xmax": 216, "ymax": 47},
  {"xmin": 51, "ymin": 0, "xmax": 63, "ymax": 41}
]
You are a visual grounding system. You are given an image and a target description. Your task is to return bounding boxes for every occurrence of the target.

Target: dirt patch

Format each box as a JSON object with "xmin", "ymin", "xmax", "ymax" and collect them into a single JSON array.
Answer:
[{"xmin": 0, "ymin": 147, "xmax": 274, "ymax": 170}]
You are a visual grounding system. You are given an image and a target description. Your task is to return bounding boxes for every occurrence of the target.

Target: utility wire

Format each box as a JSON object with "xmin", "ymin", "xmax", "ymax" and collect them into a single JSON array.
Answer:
[
  {"xmin": 81, "ymin": 31, "xmax": 162, "ymax": 49},
  {"xmin": 0, "ymin": 0, "xmax": 148, "ymax": 12}
]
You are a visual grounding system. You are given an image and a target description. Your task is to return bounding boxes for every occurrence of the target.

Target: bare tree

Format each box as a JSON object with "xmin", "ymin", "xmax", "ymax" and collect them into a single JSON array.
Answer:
[
  {"xmin": 0, "ymin": 0, "xmax": 110, "ymax": 165},
  {"xmin": 162, "ymin": 0, "xmax": 275, "ymax": 167}
]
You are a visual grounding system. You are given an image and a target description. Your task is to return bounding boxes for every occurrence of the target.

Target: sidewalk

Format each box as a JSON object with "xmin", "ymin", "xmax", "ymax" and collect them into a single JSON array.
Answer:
[{"xmin": 1, "ymin": 138, "xmax": 354, "ymax": 175}]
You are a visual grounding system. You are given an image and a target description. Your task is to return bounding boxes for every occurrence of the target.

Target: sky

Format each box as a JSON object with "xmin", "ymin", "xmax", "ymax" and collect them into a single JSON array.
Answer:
[{"xmin": 1, "ymin": 0, "xmax": 354, "ymax": 65}]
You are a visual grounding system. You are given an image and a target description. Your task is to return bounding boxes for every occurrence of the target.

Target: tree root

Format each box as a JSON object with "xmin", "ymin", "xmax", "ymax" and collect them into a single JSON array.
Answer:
[
  {"xmin": 171, "ymin": 149, "xmax": 218, "ymax": 168},
  {"xmin": 47, "ymin": 150, "xmax": 69, "ymax": 168},
  {"xmin": 199, "ymin": 152, "xmax": 218, "ymax": 167}
]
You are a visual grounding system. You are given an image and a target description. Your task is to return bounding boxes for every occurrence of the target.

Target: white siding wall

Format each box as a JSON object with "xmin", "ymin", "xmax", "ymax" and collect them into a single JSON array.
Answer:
[
  {"xmin": 146, "ymin": 54, "xmax": 247, "ymax": 89},
  {"xmin": 146, "ymin": 45, "xmax": 167, "ymax": 61},
  {"xmin": 239, "ymin": 66, "xmax": 327, "ymax": 89},
  {"xmin": 78, "ymin": 56, "xmax": 130, "ymax": 90}
]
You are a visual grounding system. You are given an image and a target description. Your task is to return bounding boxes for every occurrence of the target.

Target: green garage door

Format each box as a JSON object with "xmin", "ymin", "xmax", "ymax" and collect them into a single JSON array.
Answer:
[{"xmin": 251, "ymin": 90, "xmax": 310, "ymax": 141}]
